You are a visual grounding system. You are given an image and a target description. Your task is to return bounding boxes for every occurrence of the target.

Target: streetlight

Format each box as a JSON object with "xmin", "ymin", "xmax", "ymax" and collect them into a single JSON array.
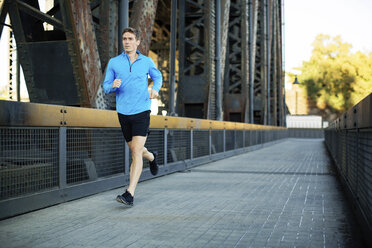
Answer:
[
  {"xmin": 293, "ymin": 76, "xmax": 301, "ymax": 85},
  {"xmin": 293, "ymin": 76, "xmax": 301, "ymax": 115}
]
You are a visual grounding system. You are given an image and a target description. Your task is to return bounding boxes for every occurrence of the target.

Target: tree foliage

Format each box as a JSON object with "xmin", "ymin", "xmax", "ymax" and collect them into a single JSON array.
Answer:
[{"xmin": 296, "ymin": 34, "xmax": 372, "ymax": 120}]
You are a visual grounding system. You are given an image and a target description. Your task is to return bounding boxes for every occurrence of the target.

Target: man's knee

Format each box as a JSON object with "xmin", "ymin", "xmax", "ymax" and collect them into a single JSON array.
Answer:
[
  {"xmin": 131, "ymin": 146, "xmax": 144, "ymax": 158},
  {"xmin": 130, "ymin": 136, "xmax": 147, "ymax": 157}
]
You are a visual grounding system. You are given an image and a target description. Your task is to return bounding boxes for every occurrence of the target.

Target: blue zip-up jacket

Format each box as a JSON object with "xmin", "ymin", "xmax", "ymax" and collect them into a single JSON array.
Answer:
[{"xmin": 102, "ymin": 51, "xmax": 163, "ymax": 115}]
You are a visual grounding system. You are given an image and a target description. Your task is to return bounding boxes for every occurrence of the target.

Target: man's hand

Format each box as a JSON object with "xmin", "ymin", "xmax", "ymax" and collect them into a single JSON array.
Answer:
[
  {"xmin": 149, "ymin": 88, "xmax": 159, "ymax": 99},
  {"xmin": 112, "ymin": 79, "xmax": 121, "ymax": 88}
]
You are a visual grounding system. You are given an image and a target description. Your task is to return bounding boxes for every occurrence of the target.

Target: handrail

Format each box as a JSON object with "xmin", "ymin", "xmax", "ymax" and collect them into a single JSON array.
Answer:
[
  {"xmin": 324, "ymin": 92, "xmax": 372, "ymax": 246},
  {"xmin": 328, "ymin": 93, "xmax": 372, "ymax": 130},
  {"xmin": 0, "ymin": 100, "xmax": 286, "ymax": 130}
]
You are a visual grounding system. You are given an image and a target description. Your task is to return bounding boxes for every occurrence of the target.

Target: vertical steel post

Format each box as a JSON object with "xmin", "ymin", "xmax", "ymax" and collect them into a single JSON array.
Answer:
[
  {"xmin": 206, "ymin": 0, "xmax": 216, "ymax": 120},
  {"xmin": 118, "ymin": 0, "xmax": 129, "ymax": 53},
  {"xmin": 8, "ymin": 30, "xmax": 13, "ymax": 100},
  {"xmin": 261, "ymin": 130, "xmax": 263, "ymax": 145},
  {"xmin": 190, "ymin": 130, "xmax": 194, "ymax": 160},
  {"xmin": 177, "ymin": 0, "xmax": 185, "ymax": 116},
  {"xmin": 282, "ymin": 0, "xmax": 286, "ymax": 127},
  {"xmin": 271, "ymin": 1, "xmax": 278, "ymax": 126},
  {"xmin": 215, "ymin": 0, "xmax": 222, "ymax": 120},
  {"xmin": 223, "ymin": 129, "xmax": 226, "ymax": 152},
  {"xmin": 266, "ymin": 0, "xmax": 270, "ymax": 125},
  {"xmin": 243, "ymin": 130, "xmax": 246, "ymax": 147},
  {"xmin": 234, "ymin": 130, "xmax": 237, "ymax": 149},
  {"xmin": 169, "ymin": 0, "xmax": 177, "ymax": 116},
  {"xmin": 59, "ymin": 127, "xmax": 67, "ymax": 189},
  {"xmin": 164, "ymin": 129, "xmax": 168, "ymax": 167},
  {"xmin": 248, "ymin": 0, "xmax": 254, "ymax": 123},
  {"xmin": 16, "ymin": 47, "xmax": 20, "ymax": 101},
  {"xmin": 209, "ymin": 130, "xmax": 212, "ymax": 156}
]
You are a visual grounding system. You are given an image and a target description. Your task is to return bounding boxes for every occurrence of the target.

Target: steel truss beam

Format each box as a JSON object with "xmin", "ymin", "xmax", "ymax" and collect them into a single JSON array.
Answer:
[
  {"xmin": 1, "ymin": 0, "xmax": 285, "ymax": 126},
  {"xmin": 150, "ymin": 1, "xmax": 172, "ymax": 115},
  {"xmin": 92, "ymin": 0, "xmax": 119, "ymax": 110},
  {"xmin": 1, "ymin": 0, "xmax": 126, "ymax": 109},
  {"xmin": 8, "ymin": 29, "xmax": 14, "ymax": 100},
  {"xmin": 2, "ymin": 0, "xmax": 103, "ymax": 107},
  {"xmin": 59, "ymin": 0, "xmax": 102, "ymax": 107},
  {"xmin": 253, "ymin": 0, "xmax": 266, "ymax": 124},
  {"xmin": 267, "ymin": 0, "xmax": 284, "ymax": 126},
  {"xmin": 15, "ymin": 0, "xmax": 63, "ymax": 30},
  {"xmin": 177, "ymin": 0, "xmax": 216, "ymax": 119},
  {"xmin": 222, "ymin": 0, "xmax": 282, "ymax": 125},
  {"xmin": 223, "ymin": 0, "xmax": 248, "ymax": 122},
  {"xmin": 129, "ymin": 0, "xmax": 158, "ymax": 56}
]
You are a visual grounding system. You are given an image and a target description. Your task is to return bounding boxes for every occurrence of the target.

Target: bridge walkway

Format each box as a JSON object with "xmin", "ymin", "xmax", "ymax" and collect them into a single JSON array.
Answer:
[{"xmin": 0, "ymin": 139, "xmax": 365, "ymax": 247}]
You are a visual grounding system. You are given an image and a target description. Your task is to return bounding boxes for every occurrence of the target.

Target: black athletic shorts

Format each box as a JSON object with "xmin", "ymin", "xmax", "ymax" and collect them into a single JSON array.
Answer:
[{"xmin": 118, "ymin": 110, "xmax": 150, "ymax": 142}]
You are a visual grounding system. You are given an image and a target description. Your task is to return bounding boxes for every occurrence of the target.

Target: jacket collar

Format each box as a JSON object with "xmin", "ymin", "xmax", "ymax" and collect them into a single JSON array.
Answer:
[{"xmin": 122, "ymin": 50, "xmax": 143, "ymax": 60}]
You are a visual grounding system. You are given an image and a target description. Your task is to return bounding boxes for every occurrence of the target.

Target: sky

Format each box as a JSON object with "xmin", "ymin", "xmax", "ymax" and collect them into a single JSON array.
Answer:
[
  {"xmin": 1, "ymin": 0, "xmax": 372, "ymax": 98},
  {"xmin": 0, "ymin": 15, "xmax": 27, "ymax": 99},
  {"xmin": 285, "ymin": 0, "xmax": 372, "ymax": 74}
]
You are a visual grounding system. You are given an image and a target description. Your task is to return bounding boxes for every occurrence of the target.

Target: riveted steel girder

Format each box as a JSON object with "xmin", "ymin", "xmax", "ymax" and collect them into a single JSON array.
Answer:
[
  {"xmin": 205, "ymin": 0, "xmax": 216, "ymax": 120},
  {"xmin": 2, "ymin": 0, "xmax": 107, "ymax": 107},
  {"xmin": 222, "ymin": 0, "xmax": 282, "ymax": 125},
  {"xmin": 2, "ymin": 0, "xmax": 285, "ymax": 126},
  {"xmin": 175, "ymin": 0, "xmax": 284, "ymax": 124},
  {"xmin": 176, "ymin": 0, "xmax": 217, "ymax": 119},
  {"xmin": 223, "ymin": 0, "xmax": 250, "ymax": 122},
  {"xmin": 59, "ymin": 0, "xmax": 102, "ymax": 107},
  {"xmin": 253, "ymin": 0, "xmax": 267, "ymax": 124},
  {"xmin": 94, "ymin": 0, "xmax": 118, "ymax": 69},
  {"xmin": 150, "ymin": 0, "xmax": 171, "ymax": 115},
  {"xmin": 92, "ymin": 0, "xmax": 118, "ymax": 110},
  {"xmin": 277, "ymin": 1, "xmax": 284, "ymax": 126},
  {"xmin": 218, "ymin": 0, "xmax": 231, "ymax": 120},
  {"xmin": 4, "ymin": 0, "xmax": 45, "ymax": 103},
  {"xmin": 129, "ymin": 0, "xmax": 158, "ymax": 56},
  {"xmin": 245, "ymin": 0, "xmax": 258, "ymax": 123},
  {"xmin": 177, "ymin": 0, "xmax": 206, "ymax": 118},
  {"xmin": 219, "ymin": 0, "xmax": 230, "ymax": 99},
  {"xmin": 223, "ymin": 0, "xmax": 260, "ymax": 123},
  {"xmin": 266, "ymin": 0, "xmax": 284, "ymax": 126},
  {"xmin": 270, "ymin": 0, "xmax": 277, "ymax": 125}
]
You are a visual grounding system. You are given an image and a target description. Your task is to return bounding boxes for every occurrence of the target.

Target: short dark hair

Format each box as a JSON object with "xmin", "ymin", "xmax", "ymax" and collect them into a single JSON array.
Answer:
[{"xmin": 122, "ymin": 27, "xmax": 140, "ymax": 40}]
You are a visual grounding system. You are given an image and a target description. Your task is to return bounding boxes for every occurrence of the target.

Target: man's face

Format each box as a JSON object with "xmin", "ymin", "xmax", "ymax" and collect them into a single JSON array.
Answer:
[{"xmin": 122, "ymin": 32, "xmax": 140, "ymax": 53}]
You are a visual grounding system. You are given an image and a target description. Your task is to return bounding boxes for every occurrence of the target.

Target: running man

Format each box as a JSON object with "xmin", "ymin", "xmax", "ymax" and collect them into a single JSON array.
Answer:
[{"xmin": 102, "ymin": 27, "xmax": 163, "ymax": 206}]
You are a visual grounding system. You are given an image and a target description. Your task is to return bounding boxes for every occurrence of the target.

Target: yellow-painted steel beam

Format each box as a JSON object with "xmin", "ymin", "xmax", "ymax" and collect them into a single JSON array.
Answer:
[
  {"xmin": 0, "ymin": 100, "xmax": 63, "ymax": 127},
  {"xmin": 0, "ymin": 100, "xmax": 286, "ymax": 130},
  {"xmin": 63, "ymin": 105, "xmax": 120, "ymax": 128}
]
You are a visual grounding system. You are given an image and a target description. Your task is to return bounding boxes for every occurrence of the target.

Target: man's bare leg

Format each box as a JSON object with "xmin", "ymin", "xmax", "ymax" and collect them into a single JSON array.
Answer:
[
  {"xmin": 127, "ymin": 142, "xmax": 155, "ymax": 162},
  {"xmin": 142, "ymin": 146, "xmax": 154, "ymax": 161},
  {"xmin": 126, "ymin": 136, "xmax": 154, "ymax": 196}
]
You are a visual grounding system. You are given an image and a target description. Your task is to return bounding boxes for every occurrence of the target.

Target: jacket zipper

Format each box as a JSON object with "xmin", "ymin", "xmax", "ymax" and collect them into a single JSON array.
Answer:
[{"xmin": 126, "ymin": 54, "xmax": 140, "ymax": 72}]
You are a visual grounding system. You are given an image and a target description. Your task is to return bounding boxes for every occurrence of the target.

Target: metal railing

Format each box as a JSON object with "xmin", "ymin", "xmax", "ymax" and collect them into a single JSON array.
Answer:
[
  {"xmin": 325, "ymin": 93, "xmax": 372, "ymax": 246},
  {"xmin": 288, "ymin": 128, "xmax": 324, "ymax": 138},
  {"xmin": 0, "ymin": 100, "xmax": 287, "ymax": 219}
]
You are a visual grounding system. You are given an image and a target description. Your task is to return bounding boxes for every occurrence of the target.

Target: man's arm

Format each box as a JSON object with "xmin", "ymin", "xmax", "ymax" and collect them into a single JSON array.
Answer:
[
  {"xmin": 102, "ymin": 60, "xmax": 117, "ymax": 94},
  {"xmin": 148, "ymin": 58, "xmax": 163, "ymax": 93}
]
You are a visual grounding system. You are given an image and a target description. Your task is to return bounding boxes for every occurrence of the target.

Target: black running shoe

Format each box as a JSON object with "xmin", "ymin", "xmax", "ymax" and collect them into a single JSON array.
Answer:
[
  {"xmin": 149, "ymin": 151, "xmax": 158, "ymax": 175},
  {"xmin": 116, "ymin": 190, "xmax": 133, "ymax": 206}
]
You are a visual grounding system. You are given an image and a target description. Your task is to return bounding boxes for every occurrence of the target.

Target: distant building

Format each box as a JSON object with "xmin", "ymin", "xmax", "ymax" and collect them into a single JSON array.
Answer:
[{"xmin": 286, "ymin": 115, "xmax": 326, "ymax": 128}]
